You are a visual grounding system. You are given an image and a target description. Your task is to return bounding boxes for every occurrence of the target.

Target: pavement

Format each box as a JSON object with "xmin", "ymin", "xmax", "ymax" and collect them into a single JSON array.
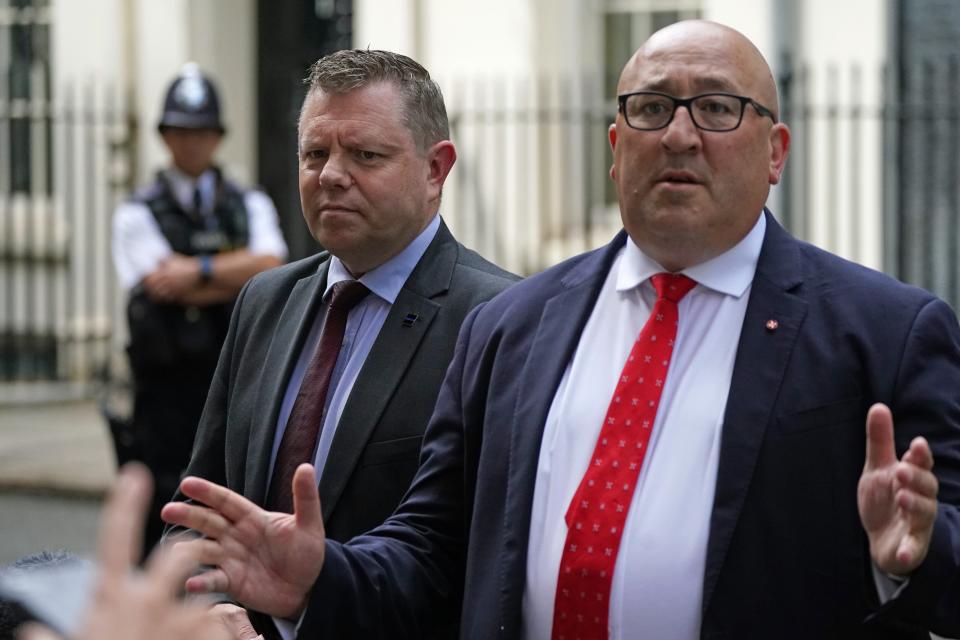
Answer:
[{"xmin": 0, "ymin": 399, "xmax": 116, "ymax": 497}]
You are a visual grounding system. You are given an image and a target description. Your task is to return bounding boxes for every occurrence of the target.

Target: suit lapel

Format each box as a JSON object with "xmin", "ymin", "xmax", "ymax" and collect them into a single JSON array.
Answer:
[
  {"xmin": 701, "ymin": 213, "xmax": 809, "ymax": 613},
  {"xmin": 317, "ymin": 224, "xmax": 457, "ymax": 520},
  {"xmin": 245, "ymin": 259, "xmax": 331, "ymax": 505},
  {"xmin": 498, "ymin": 234, "xmax": 625, "ymax": 626}
]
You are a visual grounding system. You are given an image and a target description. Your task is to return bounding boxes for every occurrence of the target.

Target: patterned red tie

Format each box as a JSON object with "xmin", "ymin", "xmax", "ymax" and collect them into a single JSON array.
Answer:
[
  {"xmin": 265, "ymin": 279, "xmax": 369, "ymax": 514},
  {"xmin": 551, "ymin": 272, "xmax": 697, "ymax": 640}
]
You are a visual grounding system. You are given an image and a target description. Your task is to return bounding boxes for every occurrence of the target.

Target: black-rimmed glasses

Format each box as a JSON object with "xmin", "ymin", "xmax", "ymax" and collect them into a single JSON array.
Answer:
[{"xmin": 618, "ymin": 91, "xmax": 778, "ymax": 132}]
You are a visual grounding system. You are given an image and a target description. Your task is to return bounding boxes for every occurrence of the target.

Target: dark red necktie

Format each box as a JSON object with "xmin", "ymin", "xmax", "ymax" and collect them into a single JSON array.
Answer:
[
  {"xmin": 265, "ymin": 280, "xmax": 369, "ymax": 513},
  {"xmin": 551, "ymin": 273, "xmax": 697, "ymax": 640}
]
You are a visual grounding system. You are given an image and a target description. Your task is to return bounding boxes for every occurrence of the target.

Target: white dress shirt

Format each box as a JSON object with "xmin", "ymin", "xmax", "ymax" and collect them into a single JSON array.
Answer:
[
  {"xmin": 522, "ymin": 214, "xmax": 766, "ymax": 640},
  {"xmin": 111, "ymin": 167, "xmax": 288, "ymax": 290}
]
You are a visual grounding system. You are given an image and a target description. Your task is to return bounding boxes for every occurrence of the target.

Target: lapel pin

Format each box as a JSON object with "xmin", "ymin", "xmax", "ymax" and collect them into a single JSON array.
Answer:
[
  {"xmin": 402, "ymin": 313, "xmax": 420, "ymax": 327},
  {"xmin": 765, "ymin": 319, "xmax": 779, "ymax": 332}
]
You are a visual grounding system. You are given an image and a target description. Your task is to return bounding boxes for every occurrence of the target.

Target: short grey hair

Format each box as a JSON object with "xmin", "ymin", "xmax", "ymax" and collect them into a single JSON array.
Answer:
[{"xmin": 303, "ymin": 49, "xmax": 449, "ymax": 150}]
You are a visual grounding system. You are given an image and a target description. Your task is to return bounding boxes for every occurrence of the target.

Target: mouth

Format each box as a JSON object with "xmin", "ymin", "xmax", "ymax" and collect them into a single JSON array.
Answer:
[
  {"xmin": 318, "ymin": 204, "xmax": 360, "ymax": 215},
  {"xmin": 656, "ymin": 170, "xmax": 702, "ymax": 185}
]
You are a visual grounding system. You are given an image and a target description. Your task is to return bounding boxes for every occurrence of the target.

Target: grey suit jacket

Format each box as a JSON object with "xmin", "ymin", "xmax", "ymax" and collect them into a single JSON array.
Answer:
[{"xmin": 175, "ymin": 221, "xmax": 518, "ymax": 541}]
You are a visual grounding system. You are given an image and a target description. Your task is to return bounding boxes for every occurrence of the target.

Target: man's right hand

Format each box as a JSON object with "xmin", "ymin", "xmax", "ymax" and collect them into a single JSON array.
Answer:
[{"xmin": 160, "ymin": 463, "xmax": 326, "ymax": 620}]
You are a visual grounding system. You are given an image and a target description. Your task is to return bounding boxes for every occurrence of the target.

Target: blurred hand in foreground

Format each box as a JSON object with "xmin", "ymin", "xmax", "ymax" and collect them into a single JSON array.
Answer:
[{"xmin": 18, "ymin": 463, "xmax": 233, "ymax": 640}]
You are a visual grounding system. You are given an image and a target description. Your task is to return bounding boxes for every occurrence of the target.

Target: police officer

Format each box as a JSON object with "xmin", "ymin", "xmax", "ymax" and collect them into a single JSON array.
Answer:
[{"xmin": 111, "ymin": 63, "xmax": 287, "ymax": 556}]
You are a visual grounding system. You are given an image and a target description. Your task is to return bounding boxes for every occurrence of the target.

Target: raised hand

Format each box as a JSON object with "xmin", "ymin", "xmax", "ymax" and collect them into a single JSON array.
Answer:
[
  {"xmin": 19, "ymin": 463, "xmax": 233, "ymax": 640},
  {"xmin": 858, "ymin": 403, "xmax": 939, "ymax": 576},
  {"xmin": 160, "ymin": 463, "xmax": 326, "ymax": 620}
]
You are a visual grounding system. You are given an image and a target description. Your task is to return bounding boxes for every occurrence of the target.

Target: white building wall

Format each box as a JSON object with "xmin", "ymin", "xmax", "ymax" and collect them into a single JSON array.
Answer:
[
  {"xmin": 797, "ymin": 0, "xmax": 888, "ymax": 269},
  {"xmin": 356, "ymin": 0, "xmax": 537, "ymax": 76},
  {"xmin": 52, "ymin": 0, "xmax": 127, "ymax": 83},
  {"xmin": 354, "ymin": 0, "xmax": 420, "ymax": 58},
  {"xmin": 353, "ymin": 0, "xmax": 891, "ymax": 272},
  {"xmin": 702, "ymin": 0, "xmax": 777, "ymax": 66},
  {"xmin": 133, "ymin": 0, "xmax": 256, "ymax": 186}
]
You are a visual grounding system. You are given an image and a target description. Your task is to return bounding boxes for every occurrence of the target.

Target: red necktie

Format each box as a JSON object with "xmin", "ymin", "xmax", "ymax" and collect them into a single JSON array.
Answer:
[
  {"xmin": 551, "ymin": 272, "xmax": 697, "ymax": 640},
  {"xmin": 265, "ymin": 280, "xmax": 370, "ymax": 513}
]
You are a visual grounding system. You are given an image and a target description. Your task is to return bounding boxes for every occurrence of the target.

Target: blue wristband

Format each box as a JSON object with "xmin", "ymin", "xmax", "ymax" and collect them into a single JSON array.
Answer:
[{"xmin": 199, "ymin": 254, "xmax": 213, "ymax": 282}]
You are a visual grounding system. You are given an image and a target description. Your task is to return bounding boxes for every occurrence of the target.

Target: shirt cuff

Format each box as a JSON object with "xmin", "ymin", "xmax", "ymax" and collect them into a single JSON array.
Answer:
[
  {"xmin": 272, "ymin": 611, "xmax": 304, "ymax": 640},
  {"xmin": 872, "ymin": 562, "xmax": 910, "ymax": 603}
]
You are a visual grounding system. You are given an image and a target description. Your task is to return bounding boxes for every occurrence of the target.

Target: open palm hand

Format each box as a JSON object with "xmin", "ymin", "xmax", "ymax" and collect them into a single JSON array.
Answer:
[
  {"xmin": 858, "ymin": 404, "xmax": 938, "ymax": 576},
  {"xmin": 161, "ymin": 464, "xmax": 326, "ymax": 619}
]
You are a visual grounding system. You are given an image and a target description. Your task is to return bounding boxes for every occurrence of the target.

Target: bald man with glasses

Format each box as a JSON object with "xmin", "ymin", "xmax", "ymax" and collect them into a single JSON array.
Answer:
[{"xmin": 164, "ymin": 21, "xmax": 960, "ymax": 640}]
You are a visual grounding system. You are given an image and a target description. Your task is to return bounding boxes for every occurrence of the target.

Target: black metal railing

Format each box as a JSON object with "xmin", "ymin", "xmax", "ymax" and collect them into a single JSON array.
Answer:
[
  {"xmin": 5, "ymin": 61, "xmax": 960, "ymax": 394},
  {"xmin": 1, "ymin": 77, "xmax": 133, "ymax": 398}
]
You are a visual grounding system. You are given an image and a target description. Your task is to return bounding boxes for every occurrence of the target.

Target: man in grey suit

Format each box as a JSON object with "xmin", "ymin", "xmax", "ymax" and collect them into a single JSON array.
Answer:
[{"xmin": 169, "ymin": 49, "xmax": 516, "ymax": 637}]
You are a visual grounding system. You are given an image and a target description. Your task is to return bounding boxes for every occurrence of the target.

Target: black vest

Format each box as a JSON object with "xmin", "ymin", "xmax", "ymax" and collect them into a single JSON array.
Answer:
[
  {"xmin": 126, "ymin": 168, "xmax": 249, "ymax": 371},
  {"xmin": 136, "ymin": 168, "xmax": 250, "ymax": 255}
]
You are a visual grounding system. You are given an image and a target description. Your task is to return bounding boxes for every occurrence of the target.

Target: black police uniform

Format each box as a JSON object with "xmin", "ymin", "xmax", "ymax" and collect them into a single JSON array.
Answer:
[
  {"xmin": 125, "ymin": 169, "xmax": 251, "ymax": 553},
  {"xmin": 123, "ymin": 66, "xmax": 247, "ymax": 555}
]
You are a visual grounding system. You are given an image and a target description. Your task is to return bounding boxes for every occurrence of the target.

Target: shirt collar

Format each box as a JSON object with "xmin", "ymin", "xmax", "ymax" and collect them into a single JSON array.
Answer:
[
  {"xmin": 324, "ymin": 213, "xmax": 441, "ymax": 304},
  {"xmin": 617, "ymin": 212, "xmax": 765, "ymax": 299},
  {"xmin": 164, "ymin": 167, "xmax": 216, "ymax": 213}
]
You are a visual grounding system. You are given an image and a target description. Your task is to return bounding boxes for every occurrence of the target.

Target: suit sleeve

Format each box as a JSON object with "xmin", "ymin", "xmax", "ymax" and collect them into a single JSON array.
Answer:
[
  {"xmin": 296, "ymin": 303, "xmax": 487, "ymax": 639},
  {"xmin": 876, "ymin": 297, "xmax": 960, "ymax": 635}
]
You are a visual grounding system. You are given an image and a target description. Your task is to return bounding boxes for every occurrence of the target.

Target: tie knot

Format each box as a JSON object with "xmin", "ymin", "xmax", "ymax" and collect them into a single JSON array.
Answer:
[
  {"xmin": 327, "ymin": 280, "xmax": 370, "ymax": 311},
  {"xmin": 650, "ymin": 272, "xmax": 697, "ymax": 302}
]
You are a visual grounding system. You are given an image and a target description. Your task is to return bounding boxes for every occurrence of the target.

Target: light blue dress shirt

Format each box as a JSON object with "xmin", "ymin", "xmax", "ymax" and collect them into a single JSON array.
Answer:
[{"xmin": 267, "ymin": 213, "xmax": 441, "ymax": 489}]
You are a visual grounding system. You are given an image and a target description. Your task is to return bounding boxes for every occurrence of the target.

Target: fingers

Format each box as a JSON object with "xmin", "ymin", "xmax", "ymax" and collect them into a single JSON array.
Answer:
[
  {"xmin": 184, "ymin": 567, "xmax": 231, "ymax": 595},
  {"xmin": 864, "ymin": 403, "xmax": 897, "ymax": 471},
  {"xmin": 895, "ymin": 487, "xmax": 937, "ymax": 520},
  {"xmin": 161, "ymin": 501, "xmax": 232, "ymax": 540},
  {"xmin": 144, "ymin": 540, "xmax": 206, "ymax": 599},
  {"xmin": 902, "ymin": 436, "xmax": 934, "ymax": 470},
  {"xmin": 210, "ymin": 603, "xmax": 261, "ymax": 640},
  {"xmin": 15, "ymin": 623, "xmax": 64, "ymax": 640},
  {"xmin": 168, "ymin": 539, "xmax": 231, "ymax": 595},
  {"xmin": 292, "ymin": 464, "xmax": 323, "ymax": 529},
  {"xmin": 176, "ymin": 476, "xmax": 261, "ymax": 524},
  {"xmin": 99, "ymin": 463, "xmax": 153, "ymax": 581},
  {"xmin": 171, "ymin": 537, "xmax": 225, "ymax": 569},
  {"xmin": 889, "ymin": 439, "xmax": 939, "ymax": 572},
  {"xmin": 896, "ymin": 534, "xmax": 923, "ymax": 568},
  {"xmin": 894, "ymin": 436, "xmax": 939, "ymax": 531},
  {"xmin": 894, "ymin": 461, "xmax": 938, "ymax": 532},
  {"xmin": 895, "ymin": 458, "xmax": 939, "ymax": 500}
]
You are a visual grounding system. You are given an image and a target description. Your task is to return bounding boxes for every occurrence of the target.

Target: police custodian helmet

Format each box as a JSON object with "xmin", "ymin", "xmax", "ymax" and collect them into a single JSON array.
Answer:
[{"xmin": 157, "ymin": 63, "xmax": 226, "ymax": 133}]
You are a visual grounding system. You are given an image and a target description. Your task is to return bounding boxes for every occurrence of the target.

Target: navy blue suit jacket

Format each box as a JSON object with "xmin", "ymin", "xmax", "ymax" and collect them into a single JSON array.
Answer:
[{"xmin": 304, "ymin": 212, "xmax": 960, "ymax": 639}]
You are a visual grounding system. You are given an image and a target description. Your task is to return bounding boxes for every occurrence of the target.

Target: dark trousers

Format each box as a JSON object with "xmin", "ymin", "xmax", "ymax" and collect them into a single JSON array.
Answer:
[{"xmin": 130, "ymin": 358, "xmax": 216, "ymax": 560}]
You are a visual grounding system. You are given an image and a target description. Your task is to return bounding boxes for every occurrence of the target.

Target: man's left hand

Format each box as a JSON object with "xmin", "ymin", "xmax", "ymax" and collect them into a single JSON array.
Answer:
[
  {"xmin": 858, "ymin": 403, "xmax": 939, "ymax": 576},
  {"xmin": 160, "ymin": 464, "xmax": 326, "ymax": 620}
]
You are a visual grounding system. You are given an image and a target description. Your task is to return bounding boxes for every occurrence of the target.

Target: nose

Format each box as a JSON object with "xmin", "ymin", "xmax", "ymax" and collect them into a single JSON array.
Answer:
[
  {"xmin": 659, "ymin": 105, "xmax": 702, "ymax": 153},
  {"xmin": 317, "ymin": 154, "xmax": 353, "ymax": 189}
]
